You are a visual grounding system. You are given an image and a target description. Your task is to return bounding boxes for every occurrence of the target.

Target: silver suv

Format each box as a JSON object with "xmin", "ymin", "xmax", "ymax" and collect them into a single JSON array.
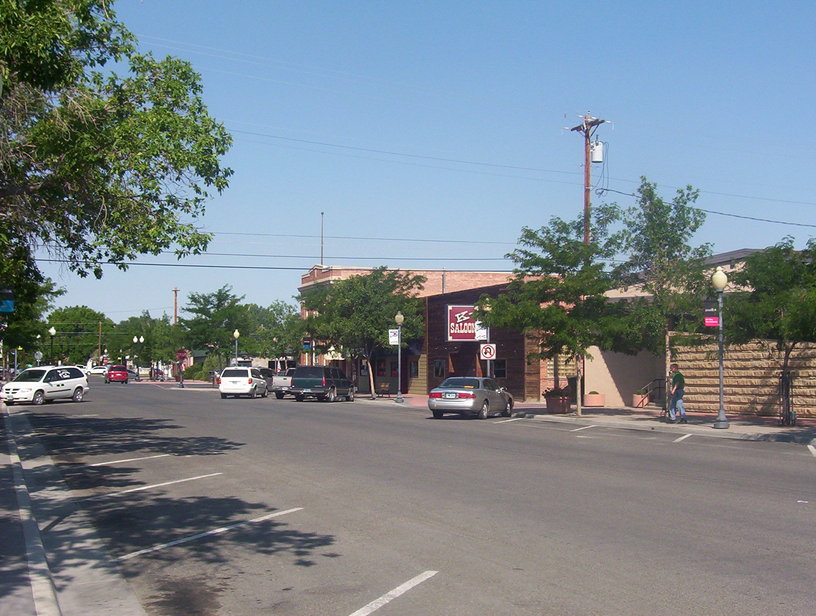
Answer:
[{"xmin": 2, "ymin": 366, "xmax": 90, "ymax": 406}]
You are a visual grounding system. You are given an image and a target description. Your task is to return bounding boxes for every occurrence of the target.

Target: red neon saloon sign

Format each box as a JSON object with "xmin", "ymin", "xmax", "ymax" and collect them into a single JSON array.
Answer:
[{"xmin": 447, "ymin": 305, "xmax": 488, "ymax": 342}]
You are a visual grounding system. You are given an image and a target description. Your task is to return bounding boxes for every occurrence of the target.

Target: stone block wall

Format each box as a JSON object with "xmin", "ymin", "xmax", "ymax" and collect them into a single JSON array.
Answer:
[{"xmin": 673, "ymin": 338, "xmax": 816, "ymax": 418}]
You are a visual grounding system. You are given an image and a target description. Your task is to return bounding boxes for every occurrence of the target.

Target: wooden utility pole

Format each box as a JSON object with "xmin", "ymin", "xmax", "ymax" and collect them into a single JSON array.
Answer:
[
  {"xmin": 569, "ymin": 113, "xmax": 606, "ymax": 416},
  {"xmin": 570, "ymin": 113, "xmax": 606, "ymax": 244},
  {"xmin": 172, "ymin": 288, "xmax": 180, "ymax": 324}
]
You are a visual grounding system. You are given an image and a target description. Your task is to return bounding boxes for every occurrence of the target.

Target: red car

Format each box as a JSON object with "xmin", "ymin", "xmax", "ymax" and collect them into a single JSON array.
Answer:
[{"xmin": 105, "ymin": 365, "xmax": 129, "ymax": 384}]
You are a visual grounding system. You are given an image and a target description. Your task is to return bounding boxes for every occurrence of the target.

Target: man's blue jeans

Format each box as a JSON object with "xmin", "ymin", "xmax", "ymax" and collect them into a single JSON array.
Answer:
[{"xmin": 669, "ymin": 390, "xmax": 686, "ymax": 420}]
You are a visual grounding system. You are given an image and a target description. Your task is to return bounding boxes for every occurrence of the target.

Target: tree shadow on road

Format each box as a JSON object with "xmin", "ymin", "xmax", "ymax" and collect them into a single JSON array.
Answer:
[{"xmin": 4, "ymin": 408, "xmax": 338, "ymax": 612}]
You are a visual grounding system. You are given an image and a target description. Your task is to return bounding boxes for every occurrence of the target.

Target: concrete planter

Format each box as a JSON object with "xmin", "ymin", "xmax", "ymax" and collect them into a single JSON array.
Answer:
[
  {"xmin": 545, "ymin": 396, "xmax": 571, "ymax": 413},
  {"xmin": 583, "ymin": 393, "xmax": 605, "ymax": 407},
  {"xmin": 632, "ymin": 393, "xmax": 649, "ymax": 408}
]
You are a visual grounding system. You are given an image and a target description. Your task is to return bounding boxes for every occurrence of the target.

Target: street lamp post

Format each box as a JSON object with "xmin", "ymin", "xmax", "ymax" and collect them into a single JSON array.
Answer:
[
  {"xmin": 712, "ymin": 266, "xmax": 730, "ymax": 429},
  {"xmin": 133, "ymin": 335, "xmax": 144, "ymax": 381},
  {"xmin": 394, "ymin": 311, "xmax": 404, "ymax": 403},
  {"xmin": 48, "ymin": 326, "xmax": 56, "ymax": 364},
  {"xmin": 233, "ymin": 329, "xmax": 240, "ymax": 365}
]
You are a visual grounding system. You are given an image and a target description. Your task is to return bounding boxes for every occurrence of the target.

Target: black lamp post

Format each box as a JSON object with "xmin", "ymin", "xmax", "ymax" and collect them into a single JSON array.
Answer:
[
  {"xmin": 395, "ymin": 311, "xmax": 404, "ymax": 404},
  {"xmin": 712, "ymin": 267, "xmax": 730, "ymax": 429}
]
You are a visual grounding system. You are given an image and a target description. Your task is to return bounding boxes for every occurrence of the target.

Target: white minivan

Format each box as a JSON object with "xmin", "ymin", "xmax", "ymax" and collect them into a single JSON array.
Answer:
[
  {"xmin": 218, "ymin": 367, "xmax": 268, "ymax": 399},
  {"xmin": 1, "ymin": 366, "xmax": 90, "ymax": 405}
]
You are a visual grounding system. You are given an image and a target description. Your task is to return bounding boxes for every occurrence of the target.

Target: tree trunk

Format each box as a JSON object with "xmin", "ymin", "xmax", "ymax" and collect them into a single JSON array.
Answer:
[{"xmin": 366, "ymin": 356, "xmax": 376, "ymax": 399}]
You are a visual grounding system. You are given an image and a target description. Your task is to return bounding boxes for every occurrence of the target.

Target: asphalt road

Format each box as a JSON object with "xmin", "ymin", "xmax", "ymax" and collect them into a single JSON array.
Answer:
[{"xmin": 4, "ymin": 378, "xmax": 816, "ymax": 615}]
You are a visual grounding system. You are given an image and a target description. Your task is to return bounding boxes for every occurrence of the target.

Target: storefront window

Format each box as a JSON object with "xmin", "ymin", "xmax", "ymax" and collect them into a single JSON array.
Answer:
[
  {"xmin": 494, "ymin": 359, "xmax": 507, "ymax": 379},
  {"xmin": 433, "ymin": 359, "xmax": 445, "ymax": 378}
]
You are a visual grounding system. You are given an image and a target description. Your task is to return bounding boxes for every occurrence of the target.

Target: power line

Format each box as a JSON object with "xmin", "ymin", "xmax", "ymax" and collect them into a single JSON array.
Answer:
[
  {"xmin": 36, "ymin": 258, "xmax": 512, "ymax": 273},
  {"xmin": 597, "ymin": 188, "xmax": 816, "ymax": 228}
]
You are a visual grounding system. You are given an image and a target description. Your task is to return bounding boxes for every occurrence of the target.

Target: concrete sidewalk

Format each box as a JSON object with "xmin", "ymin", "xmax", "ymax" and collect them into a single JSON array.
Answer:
[{"xmin": 357, "ymin": 393, "xmax": 816, "ymax": 445}]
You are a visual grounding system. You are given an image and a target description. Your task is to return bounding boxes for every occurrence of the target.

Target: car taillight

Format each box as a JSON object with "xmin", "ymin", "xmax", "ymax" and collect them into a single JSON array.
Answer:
[
  {"xmin": 429, "ymin": 392, "xmax": 442, "ymax": 398},
  {"xmin": 322, "ymin": 376, "xmax": 326, "ymax": 386},
  {"xmin": 217, "ymin": 377, "xmax": 221, "ymax": 384},
  {"xmin": 248, "ymin": 378, "xmax": 253, "ymax": 384},
  {"xmin": 458, "ymin": 392, "xmax": 476, "ymax": 399}
]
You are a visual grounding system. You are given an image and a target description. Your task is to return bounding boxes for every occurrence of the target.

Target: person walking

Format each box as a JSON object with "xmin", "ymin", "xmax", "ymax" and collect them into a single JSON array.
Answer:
[{"xmin": 669, "ymin": 363, "xmax": 687, "ymax": 423}]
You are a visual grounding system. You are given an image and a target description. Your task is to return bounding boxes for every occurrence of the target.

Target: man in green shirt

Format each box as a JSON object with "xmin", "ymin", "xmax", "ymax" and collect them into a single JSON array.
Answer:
[{"xmin": 669, "ymin": 363, "xmax": 687, "ymax": 423}]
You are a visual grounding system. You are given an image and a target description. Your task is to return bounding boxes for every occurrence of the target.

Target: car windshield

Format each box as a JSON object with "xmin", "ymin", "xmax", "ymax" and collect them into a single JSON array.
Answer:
[
  {"xmin": 13, "ymin": 369, "xmax": 47, "ymax": 382},
  {"xmin": 221, "ymin": 369, "xmax": 248, "ymax": 378},
  {"xmin": 438, "ymin": 378, "xmax": 480, "ymax": 389}
]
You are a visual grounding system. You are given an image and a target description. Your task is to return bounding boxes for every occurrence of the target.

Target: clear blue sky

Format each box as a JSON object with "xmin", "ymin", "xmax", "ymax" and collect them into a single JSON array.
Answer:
[{"xmin": 39, "ymin": 0, "xmax": 816, "ymax": 321}]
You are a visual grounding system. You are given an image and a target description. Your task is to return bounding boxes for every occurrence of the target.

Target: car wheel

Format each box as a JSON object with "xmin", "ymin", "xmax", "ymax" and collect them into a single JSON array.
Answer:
[
  {"xmin": 432, "ymin": 410, "xmax": 443, "ymax": 419},
  {"xmin": 295, "ymin": 394, "xmax": 305, "ymax": 402},
  {"xmin": 477, "ymin": 400, "xmax": 489, "ymax": 419},
  {"xmin": 261, "ymin": 387, "xmax": 268, "ymax": 398},
  {"xmin": 250, "ymin": 387, "xmax": 257, "ymax": 399},
  {"xmin": 275, "ymin": 392, "xmax": 285, "ymax": 399},
  {"xmin": 72, "ymin": 388, "xmax": 84, "ymax": 403},
  {"xmin": 345, "ymin": 388, "xmax": 355, "ymax": 402},
  {"xmin": 32, "ymin": 390, "xmax": 45, "ymax": 406},
  {"xmin": 326, "ymin": 388, "xmax": 336, "ymax": 402},
  {"xmin": 123, "ymin": 380, "xmax": 128, "ymax": 385},
  {"xmin": 104, "ymin": 379, "xmax": 109, "ymax": 384},
  {"xmin": 220, "ymin": 393, "xmax": 227, "ymax": 399},
  {"xmin": 502, "ymin": 398, "xmax": 513, "ymax": 417}
]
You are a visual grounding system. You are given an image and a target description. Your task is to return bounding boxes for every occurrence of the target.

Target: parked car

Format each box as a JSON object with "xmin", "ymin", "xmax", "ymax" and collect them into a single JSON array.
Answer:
[
  {"xmin": 105, "ymin": 365, "xmax": 129, "ymax": 384},
  {"xmin": 290, "ymin": 366, "xmax": 354, "ymax": 402},
  {"xmin": 89, "ymin": 365, "xmax": 109, "ymax": 375},
  {"xmin": 270, "ymin": 368, "xmax": 297, "ymax": 399},
  {"xmin": 218, "ymin": 367, "xmax": 268, "ymax": 399},
  {"xmin": 428, "ymin": 377, "xmax": 513, "ymax": 419},
  {"xmin": 1, "ymin": 366, "xmax": 89, "ymax": 406}
]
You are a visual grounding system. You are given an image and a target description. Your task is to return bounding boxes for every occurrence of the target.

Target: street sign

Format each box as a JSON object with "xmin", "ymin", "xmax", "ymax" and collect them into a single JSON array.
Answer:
[
  {"xmin": 704, "ymin": 301, "xmax": 719, "ymax": 327},
  {"xmin": 480, "ymin": 343, "xmax": 496, "ymax": 360},
  {"xmin": 176, "ymin": 349, "xmax": 187, "ymax": 360},
  {"xmin": 34, "ymin": 351, "xmax": 43, "ymax": 361},
  {"xmin": 388, "ymin": 329, "xmax": 400, "ymax": 345}
]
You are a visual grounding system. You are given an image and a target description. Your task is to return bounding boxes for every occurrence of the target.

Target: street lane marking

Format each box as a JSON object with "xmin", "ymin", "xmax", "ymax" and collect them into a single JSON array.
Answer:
[
  {"xmin": 673, "ymin": 434, "xmax": 693, "ymax": 443},
  {"xmin": 87, "ymin": 454, "xmax": 171, "ymax": 467},
  {"xmin": 348, "ymin": 570, "xmax": 438, "ymax": 616},
  {"xmin": 115, "ymin": 507, "xmax": 303, "ymax": 561},
  {"xmin": 80, "ymin": 473, "xmax": 223, "ymax": 501},
  {"xmin": 494, "ymin": 418, "xmax": 523, "ymax": 423},
  {"xmin": 570, "ymin": 425, "xmax": 597, "ymax": 432},
  {"xmin": 808, "ymin": 444, "xmax": 816, "ymax": 457}
]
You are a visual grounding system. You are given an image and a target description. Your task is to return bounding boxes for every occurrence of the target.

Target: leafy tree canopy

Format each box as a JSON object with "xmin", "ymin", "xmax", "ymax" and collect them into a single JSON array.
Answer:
[
  {"xmin": 727, "ymin": 237, "xmax": 816, "ymax": 371},
  {"xmin": 482, "ymin": 203, "xmax": 623, "ymax": 362},
  {"xmin": 612, "ymin": 177, "xmax": 712, "ymax": 354},
  {"xmin": 0, "ymin": 0, "xmax": 232, "ymax": 296},
  {"xmin": 300, "ymin": 267, "xmax": 426, "ymax": 394}
]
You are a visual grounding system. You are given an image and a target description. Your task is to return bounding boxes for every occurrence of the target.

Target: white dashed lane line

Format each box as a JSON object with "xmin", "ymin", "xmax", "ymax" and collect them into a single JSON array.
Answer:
[
  {"xmin": 79, "ymin": 472, "xmax": 223, "ymax": 501},
  {"xmin": 87, "ymin": 453, "xmax": 171, "ymax": 467},
  {"xmin": 115, "ymin": 507, "xmax": 304, "ymax": 561},
  {"xmin": 673, "ymin": 434, "xmax": 693, "ymax": 443},
  {"xmin": 348, "ymin": 570, "xmax": 439, "ymax": 616},
  {"xmin": 570, "ymin": 425, "xmax": 598, "ymax": 432}
]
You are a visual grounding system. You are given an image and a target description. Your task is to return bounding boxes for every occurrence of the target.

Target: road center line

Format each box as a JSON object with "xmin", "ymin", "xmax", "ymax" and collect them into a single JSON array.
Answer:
[
  {"xmin": 115, "ymin": 507, "xmax": 303, "ymax": 561},
  {"xmin": 87, "ymin": 453, "xmax": 171, "ymax": 467},
  {"xmin": 673, "ymin": 434, "xmax": 693, "ymax": 443},
  {"xmin": 807, "ymin": 444, "xmax": 816, "ymax": 457},
  {"xmin": 80, "ymin": 473, "xmax": 223, "ymax": 501},
  {"xmin": 570, "ymin": 425, "xmax": 597, "ymax": 432},
  {"xmin": 348, "ymin": 570, "xmax": 439, "ymax": 616}
]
